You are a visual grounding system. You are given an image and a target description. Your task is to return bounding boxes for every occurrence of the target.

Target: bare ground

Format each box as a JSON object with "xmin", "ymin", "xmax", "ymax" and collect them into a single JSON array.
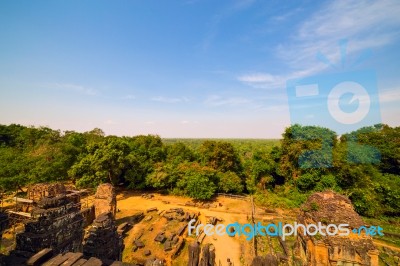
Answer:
[{"xmin": 115, "ymin": 192, "xmax": 256, "ymax": 265}]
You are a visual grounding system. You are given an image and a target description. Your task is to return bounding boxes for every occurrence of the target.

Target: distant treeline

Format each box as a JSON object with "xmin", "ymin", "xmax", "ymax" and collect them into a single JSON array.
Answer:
[{"xmin": 0, "ymin": 123, "xmax": 398, "ymax": 217}]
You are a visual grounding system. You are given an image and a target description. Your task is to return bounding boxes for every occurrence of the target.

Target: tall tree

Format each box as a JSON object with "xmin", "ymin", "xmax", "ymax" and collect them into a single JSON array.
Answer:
[
  {"xmin": 69, "ymin": 137, "xmax": 132, "ymax": 187},
  {"xmin": 199, "ymin": 140, "xmax": 242, "ymax": 174}
]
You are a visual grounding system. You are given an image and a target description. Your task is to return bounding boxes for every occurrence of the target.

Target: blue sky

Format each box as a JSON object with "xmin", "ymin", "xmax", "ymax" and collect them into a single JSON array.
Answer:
[{"xmin": 0, "ymin": 0, "xmax": 399, "ymax": 138}]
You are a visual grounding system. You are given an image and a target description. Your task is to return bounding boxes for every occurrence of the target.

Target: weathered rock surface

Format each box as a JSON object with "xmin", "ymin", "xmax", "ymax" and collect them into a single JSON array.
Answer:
[
  {"xmin": 199, "ymin": 244, "xmax": 215, "ymax": 266},
  {"xmin": 188, "ymin": 242, "xmax": 216, "ymax": 266},
  {"xmin": 27, "ymin": 183, "xmax": 66, "ymax": 202},
  {"xmin": 145, "ymin": 258, "xmax": 164, "ymax": 266},
  {"xmin": 188, "ymin": 241, "xmax": 200, "ymax": 266},
  {"xmin": 251, "ymin": 254, "xmax": 278, "ymax": 266},
  {"xmin": 24, "ymin": 249, "xmax": 137, "ymax": 266},
  {"xmin": 94, "ymin": 183, "xmax": 116, "ymax": 219},
  {"xmin": 15, "ymin": 195, "xmax": 84, "ymax": 254},
  {"xmin": 296, "ymin": 191, "xmax": 379, "ymax": 266},
  {"xmin": 83, "ymin": 212, "xmax": 124, "ymax": 261}
]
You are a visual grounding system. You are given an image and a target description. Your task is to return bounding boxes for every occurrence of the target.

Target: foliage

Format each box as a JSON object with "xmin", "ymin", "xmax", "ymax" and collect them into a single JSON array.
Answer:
[
  {"xmin": 69, "ymin": 137, "xmax": 132, "ymax": 187},
  {"xmin": 0, "ymin": 123, "xmax": 399, "ymax": 218},
  {"xmin": 278, "ymin": 124, "xmax": 337, "ymax": 180},
  {"xmin": 217, "ymin": 171, "xmax": 243, "ymax": 193},
  {"xmin": 199, "ymin": 140, "xmax": 242, "ymax": 174},
  {"xmin": 174, "ymin": 162, "xmax": 217, "ymax": 200},
  {"xmin": 165, "ymin": 142, "xmax": 197, "ymax": 164},
  {"xmin": 254, "ymin": 185, "xmax": 309, "ymax": 209}
]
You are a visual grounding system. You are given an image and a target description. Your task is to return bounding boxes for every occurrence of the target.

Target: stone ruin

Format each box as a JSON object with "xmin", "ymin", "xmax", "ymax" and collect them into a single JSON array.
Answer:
[
  {"xmin": 20, "ymin": 247, "xmax": 139, "ymax": 266},
  {"xmin": 0, "ymin": 182, "xmax": 131, "ymax": 266},
  {"xmin": 11, "ymin": 183, "xmax": 68, "ymax": 214},
  {"xmin": 0, "ymin": 212, "xmax": 8, "ymax": 239},
  {"xmin": 251, "ymin": 254, "xmax": 278, "ymax": 266},
  {"xmin": 81, "ymin": 183, "xmax": 123, "ymax": 262},
  {"xmin": 161, "ymin": 207, "xmax": 197, "ymax": 222},
  {"xmin": 27, "ymin": 183, "xmax": 67, "ymax": 202},
  {"xmin": 188, "ymin": 242, "xmax": 215, "ymax": 266},
  {"xmin": 82, "ymin": 211, "xmax": 124, "ymax": 262},
  {"xmin": 14, "ymin": 194, "xmax": 84, "ymax": 255},
  {"xmin": 131, "ymin": 207, "xmax": 188, "ymax": 263},
  {"xmin": 94, "ymin": 183, "xmax": 116, "ymax": 219},
  {"xmin": 145, "ymin": 258, "xmax": 165, "ymax": 266},
  {"xmin": 295, "ymin": 191, "xmax": 379, "ymax": 266}
]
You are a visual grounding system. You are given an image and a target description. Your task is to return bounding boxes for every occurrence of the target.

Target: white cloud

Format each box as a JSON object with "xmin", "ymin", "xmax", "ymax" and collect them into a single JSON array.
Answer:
[
  {"xmin": 180, "ymin": 120, "xmax": 190, "ymax": 124},
  {"xmin": 238, "ymin": 73, "xmax": 278, "ymax": 83},
  {"xmin": 151, "ymin": 96, "xmax": 190, "ymax": 103},
  {"xmin": 238, "ymin": 73, "xmax": 286, "ymax": 89},
  {"xmin": 239, "ymin": 0, "xmax": 400, "ymax": 90},
  {"xmin": 379, "ymin": 88, "xmax": 400, "ymax": 103},
  {"xmin": 270, "ymin": 7, "xmax": 303, "ymax": 22},
  {"xmin": 204, "ymin": 95, "xmax": 252, "ymax": 107},
  {"xmin": 123, "ymin": 95, "xmax": 136, "ymax": 100},
  {"xmin": 281, "ymin": 0, "xmax": 400, "ymax": 67},
  {"xmin": 50, "ymin": 83, "xmax": 97, "ymax": 96},
  {"xmin": 238, "ymin": 66, "xmax": 322, "ymax": 89}
]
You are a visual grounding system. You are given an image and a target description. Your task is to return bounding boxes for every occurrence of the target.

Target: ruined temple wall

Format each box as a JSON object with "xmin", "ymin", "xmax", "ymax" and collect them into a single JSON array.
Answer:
[
  {"xmin": 15, "ymin": 196, "xmax": 84, "ymax": 254},
  {"xmin": 296, "ymin": 191, "xmax": 380, "ymax": 266},
  {"xmin": 27, "ymin": 183, "xmax": 66, "ymax": 202},
  {"xmin": 82, "ymin": 212, "xmax": 123, "ymax": 261},
  {"xmin": 80, "ymin": 205, "xmax": 95, "ymax": 227}
]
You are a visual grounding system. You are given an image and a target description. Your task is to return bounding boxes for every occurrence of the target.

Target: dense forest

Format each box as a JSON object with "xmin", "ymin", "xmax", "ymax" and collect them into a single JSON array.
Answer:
[{"xmin": 0, "ymin": 123, "xmax": 399, "ymax": 218}]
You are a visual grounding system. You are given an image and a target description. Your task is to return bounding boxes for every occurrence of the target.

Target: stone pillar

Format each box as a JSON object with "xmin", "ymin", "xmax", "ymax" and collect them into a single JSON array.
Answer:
[
  {"xmin": 199, "ymin": 244, "xmax": 215, "ymax": 266},
  {"xmin": 82, "ymin": 212, "xmax": 123, "ymax": 261},
  {"xmin": 368, "ymin": 249, "xmax": 380, "ymax": 266},
  {"xmin": 94, "ymin": 183, "xmax": 116, "ymax": 219},
  {"xmin": 188, "ymin": 241, "xmax": 200, "ymax": 266}
]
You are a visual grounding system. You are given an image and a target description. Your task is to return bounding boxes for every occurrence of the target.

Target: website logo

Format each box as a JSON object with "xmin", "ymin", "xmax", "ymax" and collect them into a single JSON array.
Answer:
[{"xmin": 188, "ymin": 220, "xmax": 383, "ymax": 241}]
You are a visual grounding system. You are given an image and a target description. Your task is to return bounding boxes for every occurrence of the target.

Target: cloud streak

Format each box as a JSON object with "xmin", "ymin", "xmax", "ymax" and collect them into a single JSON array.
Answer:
[
  {"xmin": 50, "ymin": 83, "xmax": 97, "ymax": 96},
  {"xmin": 150, "ymin": 96, "xmax": 190, "ymax": 103},
  {"xmin": 379, "ymin": 88, "xmax": 400, "ymax": 103},
  {"xmin": 237, "ymin": 73, "xmax": 286, "ymax": 89},
  {"xmin": 204, "ymin": 95, "xmax": 252, "ymax": 107},
  {"xmin": 281, "ymin": 0, "xmax": 400, "ymax": 67},
  {"xmin": 237, "ymin": 66, "xmax": 322, "ymax": 89},
  {"xmin": 239, "ymin": 0, "xmax": 400, "ymax": 89}
]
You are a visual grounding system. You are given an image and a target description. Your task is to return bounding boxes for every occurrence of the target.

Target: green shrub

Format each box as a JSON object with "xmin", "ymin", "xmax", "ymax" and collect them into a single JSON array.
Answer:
[{"xmin": 254, "ymin": 186, "xmax": 308, "ymax": 209}]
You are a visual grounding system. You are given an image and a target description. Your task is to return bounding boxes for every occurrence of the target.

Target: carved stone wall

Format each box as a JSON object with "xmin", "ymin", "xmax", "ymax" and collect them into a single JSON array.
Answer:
[
  {"xmin": 296, "ymin": 191, "xmax": 379, "ymax": 266},
  {"xmin": 14, "ymin": 195, "xmax": 84, "ymax": 254}
]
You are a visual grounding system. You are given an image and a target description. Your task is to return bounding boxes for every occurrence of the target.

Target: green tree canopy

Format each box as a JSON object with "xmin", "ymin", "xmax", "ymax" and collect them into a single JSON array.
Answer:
[{"xmin": 199, "ymin": 140, "xmax": 242, "ymax": 174}]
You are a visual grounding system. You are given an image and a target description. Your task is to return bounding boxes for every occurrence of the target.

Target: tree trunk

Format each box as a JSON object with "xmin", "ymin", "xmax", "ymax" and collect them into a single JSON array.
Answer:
[
  {"xmin": 108, "ymin": 171, "xmax": 114, "ymax": 185},
  {"xmin": 17, "ymin": 184, "xmax": 25, "ymax": 194}
]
